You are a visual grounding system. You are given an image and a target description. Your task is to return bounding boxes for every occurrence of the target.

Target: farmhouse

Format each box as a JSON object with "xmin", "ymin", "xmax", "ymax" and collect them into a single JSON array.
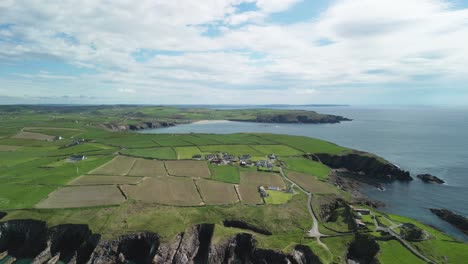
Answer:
[
  {"xmin": 267, "ymin": 186, "xmax": 281, "ymax": 191},
  {"xmin": 256, "ymin": 160, "xmax": 273, "ymax": 168},
  {"xmin": 222, "ymin": 153, "xmax": 237, "ymax": 162},
  {"xmin": 210, "ymin": 159, "xmax": 221, "ymax": 164},
  {"xmin": 68, "ymin": 155, "xmax": 87, "ymax": 162},
  {"xmin": 268, "ymin": 154, "xmax": 276, "ymax": 160},
  {"xmin": 355, "ymin": 219, "xmax": 367, "ymax": 228},
  {"xmin": 205, "ymin": 154, "xmax": 217, "ymax": 160}
]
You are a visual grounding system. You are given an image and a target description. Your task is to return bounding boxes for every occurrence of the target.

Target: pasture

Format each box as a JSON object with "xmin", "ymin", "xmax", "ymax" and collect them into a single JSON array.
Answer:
[
  {"xmin": 175, "ymin": 146, "xmax": 202, "ymax": 159},
  {"xmin": 88, "ymin": 156, "xmax": 136, "ymax": 175},
  {"xmin": 68, "ymin": 175, "xmax": 144, "ymax": 185},
  {"xmin": 36, "ymin": 185, "xmax": 125, "ymax": 208},
  {"xmin": 122, "ymin": 177, "xmax": 202, "ymax": 206},
  {"xmin": 282, "ymin": 157, "xmax": 331, "ymax": 180},
  {"xmin": 23, "ymin": 127, "xmax": 86, "ymax": 138},
  {"xmin": 0, "ymin": 184, "xmax": 56, "ymax": 209},
  {"xmin": 165, "ymin": 160, "xmax": 210, "ymax": 178},
  {"xmin": 127, "ymin": 159, "xmax": 167, "ymax": 177},
  {"xmin": 239, "ymin": 171, "xmax": 286, "ymax": 205},
  {"xmin": 209, "ymin": 164, "xmax": 240, "ymax": 183},
  {"xmin": 264, "ymin": 190, "xmax": 294, "ymax": 205},
  {"xmin": 250, "ymin": 145, "xmax": 303, "ymax": 156},
  {"xmin": 120, "ymin": 147, "xmax": 176, "ymax": 160},
  {"xmin": 196, "ymin": 179, "xmax": 239, "ymax": 204},
  {"xmin": 286, "ymin": 171, "xmax": 337, "ymax": 194},
  {"xmin": 257, "ymin": 134, "xmax": 350, "ymax": 155}
]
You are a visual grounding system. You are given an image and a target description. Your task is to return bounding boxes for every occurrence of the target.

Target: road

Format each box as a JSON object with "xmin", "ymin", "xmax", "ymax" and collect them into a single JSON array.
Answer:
[{"xmin": 279, "ymin": 168, "xmax": 330, "ymax": 252}]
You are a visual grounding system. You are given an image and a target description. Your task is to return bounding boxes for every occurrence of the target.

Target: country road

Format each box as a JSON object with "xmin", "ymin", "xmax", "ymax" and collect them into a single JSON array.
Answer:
[{"xmin": 279, "ymin": 168, "xmax": 330, "ymax": 252}]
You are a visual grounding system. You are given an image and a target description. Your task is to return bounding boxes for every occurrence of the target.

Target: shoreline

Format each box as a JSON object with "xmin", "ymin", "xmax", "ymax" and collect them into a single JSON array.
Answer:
[{"xmin": 191, "ymin": 120, "xmax": 231, "ymax": 125}]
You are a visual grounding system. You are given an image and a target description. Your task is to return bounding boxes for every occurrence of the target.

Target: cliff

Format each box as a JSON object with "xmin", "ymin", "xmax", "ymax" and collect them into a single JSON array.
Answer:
[
  {"xmin": 0, "ymin": 220, "xmax": 322, "ymax": 264},
  {"xmin": 307, "ymin": 153, "xmax": 412, "ymax": 181},
  {"xmin": 430, "ymin": 209, "xmax": 468, "ymax": 235},
  {"xmin": 100, "ymin": 121, "xmax": 179, "ymax": 132},
  {"xmin": 232, "ymin": 112, "xmax": 351, "ymax": 124}
]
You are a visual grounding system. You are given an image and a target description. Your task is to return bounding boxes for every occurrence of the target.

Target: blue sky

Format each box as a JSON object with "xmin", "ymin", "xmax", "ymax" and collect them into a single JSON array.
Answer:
[{"xmin": 1, "ymin": 0, "xmax": 468, "ymax": 105}]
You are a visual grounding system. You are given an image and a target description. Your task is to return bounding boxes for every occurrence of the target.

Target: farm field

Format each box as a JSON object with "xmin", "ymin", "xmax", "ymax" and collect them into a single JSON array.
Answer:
[
  {"xmin": 0, "ymin": 184, "xmax": 56, "ymax": 209},
  {"xmin": 36, "ymin": 185, "xmax": 125, "ymax": 208},
  {"xmin": 68, "ymin": 175, "xmax": 145, "ymax": 185},
  {"xmin": 23, "ymin": 127, "xmax": 86, "ymax": 138},
  {"xmin": 120, "ymin": 147, "xmax": 176, "ymax": 160},
  {"xmin": 377, "ymin": 240, "xmax": 425, "ymax": 264},
  {"xmin": 88, "ymin": 156, "xmax": 136, "ymax": 175},
  {"xmin": 127, "ymin": 159, "xmax": 167, "ymax": 177},
  {"xmin": 282, "ymin": 157, "xmax": 331, "ymax": 180},
  {"xmin": 209, "ymin": 164, "xmax": 240, "ymax": 183},
  {"xmin": 174, "ymin": 146, "xmax": 202, "ymax": 159},
  {"xmin": 239, "ymin": 171, "xmax": 286, "ymax": 205},
  {"xmin": 165, "ymin": 160, "xmax": 210, "ymax": 178},
  {"xmin": 122, "ymin": 177, "xmax": 202, "ymax": 206},
  {"xmin": 257, "ymin": 134, "xmax": 350, "ymax": 155},
  {"xmin": 196, "ymin": 179, "xmax": 239, "ymax": 204},
  {"xmin": 13, "ymin": 131, "xmax": 56, "ymax": 141},
  {"xmin": 286, "ymin": 171, "xmax": 337, "ymax": 194},
  {"xmin": 264, "ymin": 190, "xmax": 294, "ymax": 205},
  {"xmin": 0, "ymin": 145, "xmax": 22, "ymax": 151},
  {"xmin": 250, "ymin": 144, "xmax": 303, "ymax": 156}
]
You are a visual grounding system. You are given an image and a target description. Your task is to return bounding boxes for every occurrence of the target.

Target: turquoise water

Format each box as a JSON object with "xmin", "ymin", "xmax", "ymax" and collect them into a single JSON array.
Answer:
[{"xmin": 141, "ymin": 106, "xmax": 468, "ymax": 241}]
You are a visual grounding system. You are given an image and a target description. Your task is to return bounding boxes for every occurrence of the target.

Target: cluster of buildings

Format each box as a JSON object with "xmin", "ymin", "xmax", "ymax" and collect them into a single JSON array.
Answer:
[{"xmin": 193, "ymin": 152, "xmax": 277, "ymax": 169}]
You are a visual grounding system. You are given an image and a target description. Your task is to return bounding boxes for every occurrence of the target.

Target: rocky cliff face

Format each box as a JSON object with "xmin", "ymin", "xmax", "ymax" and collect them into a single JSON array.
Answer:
[
  {"xmin": 0, "ymin": 221, "xmax": 322, "ymax": 264},
  {"xmin": 100, "ymin": 121, "xmax": 178, "ymax": 132},
  {"xmin": 308, "ymin": 153, "xmax": 412, "ymax": 181}
]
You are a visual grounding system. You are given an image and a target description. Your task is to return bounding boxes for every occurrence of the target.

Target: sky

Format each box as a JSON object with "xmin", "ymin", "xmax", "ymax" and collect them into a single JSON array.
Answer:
[{"xmin": 1, "ymin": 0, "xmax": 468, "ymax": 105}]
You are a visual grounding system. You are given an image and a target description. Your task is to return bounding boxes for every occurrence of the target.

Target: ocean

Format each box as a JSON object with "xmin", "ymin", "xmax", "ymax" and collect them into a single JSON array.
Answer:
[{"xmin": 140, "ymin": 105, "xmax": 468, "ymax": 241}]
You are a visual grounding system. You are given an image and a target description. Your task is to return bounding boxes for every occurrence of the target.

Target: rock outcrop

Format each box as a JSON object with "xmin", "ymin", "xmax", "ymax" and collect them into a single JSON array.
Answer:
[
  {"xmin": 309, "ymin": 153, "xmax": 412, "ymax": 181},
  {"xmin": 399, "ymin": 223, "xmax": 431, "ymax": 241},
  {"xmin": 430, "ymin": 208, "xmax": 468, "ymax": 235},
  {"xmin": 346, "ymin": 234, "xmax": 380, "ymax": 264},
  {"xmin": 0, "ymin": 212, "xmax": 6, "ymax": 220},
  {"xmin": 0, "ymin": 220, "xmax": 48, "ymax": 259},
  {"xmin": 88, "ymin": 232, "xmax": 159, "ymax": 264},
  {"xmin": 417, "ymin": 174, "xmax": 445, "ymax": 184},
  {"xmin": 100, "ymin": 121, "xmax": 179, "ymax": 132},
  {"xmin": 223, "ymin": 220, "xmax": 272, "ymax": 236}
]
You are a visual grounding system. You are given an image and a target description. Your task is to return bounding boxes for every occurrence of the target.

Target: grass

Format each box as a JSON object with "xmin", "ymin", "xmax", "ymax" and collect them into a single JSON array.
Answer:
[
  {"xmin": 120, "ymin": 147, "xmax": 176, "ymax": 160},
  {"xmin": 209, "ymin": 164, "xmax": 240, "ymax": 184},
  {"xmin": 196, "ymin": 179, "xmax": 239, "ymax": 205},
  {"xmin": 0, "ymin": 184, "xmax": 57, "ymax": 209},
  {"xmin": 377, "ymin": 239, "xmax": 426, "ymax": 264},
  {"xmin": 174, "ymin": 146, "xmax": 202, "ymax": 159},
  {"xmin": 264, "ymin": 190, "xmax": 294, "ymax": 204},
  {"xmin": 282, "ymin": 157, "xmax": 331, "ymax": 180},
  {"xmin": 286, "ymin": 171, "xmax": 337, "ymax": 194},
  {"xmin": 256, "ymin": 134, "xmax": 350, "ymax": 155},
  {"xmin": 250, "ymin": 145, "xmax": 303, "ymax": 156}
]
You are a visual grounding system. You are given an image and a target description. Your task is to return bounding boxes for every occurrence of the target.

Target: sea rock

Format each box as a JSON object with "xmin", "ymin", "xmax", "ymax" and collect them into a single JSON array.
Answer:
[
  {"xmin": 417, "ymin": 174, "xmax": 445, "ymax": 184},
  {"xmin": 430, "ymin": 208, "xmax": 468, "ymax": 235}
]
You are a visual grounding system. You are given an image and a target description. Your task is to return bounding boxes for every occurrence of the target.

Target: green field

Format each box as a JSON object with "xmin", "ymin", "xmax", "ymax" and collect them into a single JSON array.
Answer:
[
  {"xmin": 250, "ymin": 144, "xmax": 303, "ymax": 156},
  {"xmin": 282, "ymin": 157, "xmax": 331, "ymax": 179},
  {"xmin": 174, "ymin": 146, "xmax": 202, "ymax": 159},
  {"xmin": 120, "ymin": 147, "xmax": 176, "ymax": 160},
  {"xmin": 377, "ymin": 239, "xmax": 425, "ymax": 264},
  {"xmin": 209, "ymin": 164, "xmax": 240, "ymax": 183},
  {"xmin": 264, "ymin": 190, "xmax": 294, "ymax": 204},
  {"xmin": 257, "ymin": 134, "xmax": 350, "ymax": 155},
  {"xmin": 198, "ymin": 144, "xmax": 264, "ymax": 157}
]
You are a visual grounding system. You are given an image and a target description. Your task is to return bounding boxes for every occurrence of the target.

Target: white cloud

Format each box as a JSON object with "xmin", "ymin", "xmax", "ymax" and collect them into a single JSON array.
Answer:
[{"xmin": 0, "ymin": 0, "xmax": 468, "ymax": 104}]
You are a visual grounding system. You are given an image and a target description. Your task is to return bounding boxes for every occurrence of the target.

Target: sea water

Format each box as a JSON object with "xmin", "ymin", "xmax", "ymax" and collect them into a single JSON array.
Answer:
[{"xmin": 141, "ymin": 105, "xmax": 468, "ymax": 241}]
